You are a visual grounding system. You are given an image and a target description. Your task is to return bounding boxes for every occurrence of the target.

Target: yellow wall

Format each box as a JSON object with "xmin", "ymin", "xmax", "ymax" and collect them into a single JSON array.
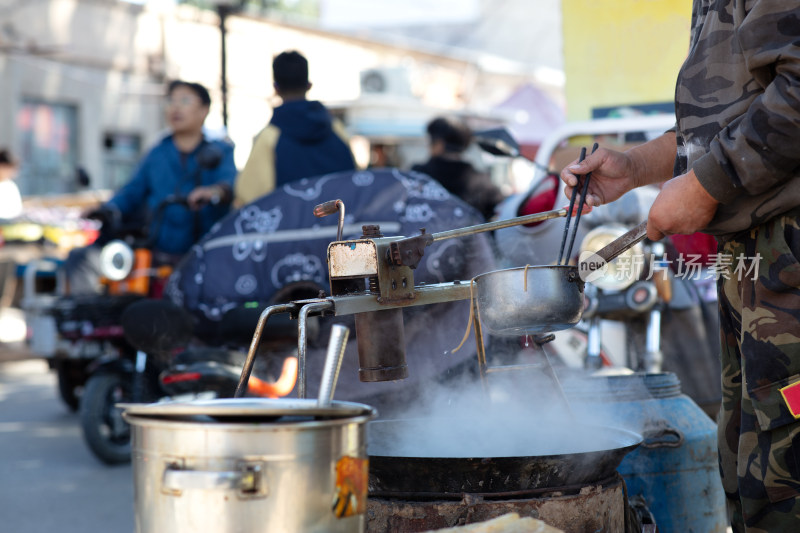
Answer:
[{"xmin": 562, "ymin": 0, "xmax": 691, "ymax": 121}]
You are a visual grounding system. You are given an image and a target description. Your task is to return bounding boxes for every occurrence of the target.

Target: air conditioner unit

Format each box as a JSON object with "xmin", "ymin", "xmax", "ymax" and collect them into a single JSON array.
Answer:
[{"xmin": 359, "ymin": 67, "xmax": 413, "ymax": 98}]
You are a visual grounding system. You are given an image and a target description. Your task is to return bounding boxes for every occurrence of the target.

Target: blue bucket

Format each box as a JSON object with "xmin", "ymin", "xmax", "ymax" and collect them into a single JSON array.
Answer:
[{"xmin": 566, "ymin": 372, "xmax": 728, "ymax": 533}]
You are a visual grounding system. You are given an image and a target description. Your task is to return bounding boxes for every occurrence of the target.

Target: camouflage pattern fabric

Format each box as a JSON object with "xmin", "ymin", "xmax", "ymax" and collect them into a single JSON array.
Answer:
[
  {"xmin": 675, "ymin": 1, "xmax": 800, "ymax": 237},
  {"xmin": 718, "ymin": 206, "xmax": 800, "ymax": 532}
]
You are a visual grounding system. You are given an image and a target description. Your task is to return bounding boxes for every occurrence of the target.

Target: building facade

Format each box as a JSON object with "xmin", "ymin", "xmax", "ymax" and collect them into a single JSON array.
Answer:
[{"xmin": 0, "ymin": 0, "xmax": 552, "ymax": 196}]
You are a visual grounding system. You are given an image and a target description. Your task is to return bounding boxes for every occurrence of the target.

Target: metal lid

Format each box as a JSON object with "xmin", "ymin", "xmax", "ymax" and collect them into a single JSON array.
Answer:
[{"xmin": 120, "ymin": 398, "xmax": 375, "ymax": 421}]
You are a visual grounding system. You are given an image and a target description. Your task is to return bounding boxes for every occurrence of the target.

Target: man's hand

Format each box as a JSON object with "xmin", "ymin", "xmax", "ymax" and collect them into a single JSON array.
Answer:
[
  {"xmin": 187, "ymin": 185, "xmax": 225, "ymax": 210},
  {"xmin": 647, "ymin": 170, "xmax": 719, "ymax": 240},
  {"xmin": 560, "ymin": 146, "xmax": 638, "ymax": 207},
  {"xmin": 83, "ymin": 204, "xmax": 118, "ymax": 225}
]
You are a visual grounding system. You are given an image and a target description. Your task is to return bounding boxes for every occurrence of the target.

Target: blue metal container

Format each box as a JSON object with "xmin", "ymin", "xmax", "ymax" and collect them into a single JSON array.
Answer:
[{"xmin": 567, "ymin": 372, "xmax": 728, "ymax": 533}]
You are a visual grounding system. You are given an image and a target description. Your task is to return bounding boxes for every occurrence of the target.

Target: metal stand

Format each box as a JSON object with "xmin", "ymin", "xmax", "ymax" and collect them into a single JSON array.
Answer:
[{"xmin": 471, "ymin": 297, "xmax": 574, "ymax": 418}]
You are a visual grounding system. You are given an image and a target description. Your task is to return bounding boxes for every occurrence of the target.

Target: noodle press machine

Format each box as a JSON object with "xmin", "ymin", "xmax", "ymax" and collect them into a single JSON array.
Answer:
[{"xmin": 234, "ymin": 199, "xmax": 568, "ymax": 399}]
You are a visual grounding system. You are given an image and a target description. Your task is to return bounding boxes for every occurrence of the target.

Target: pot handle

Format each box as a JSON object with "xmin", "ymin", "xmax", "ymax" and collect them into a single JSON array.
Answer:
[
  {"xmin": 641, "ymin": 426, "xmax": 685, "ymax": 449},
  {"xmin": 162, "ymin": 462, "xmax": 267, "ymax": 498}
]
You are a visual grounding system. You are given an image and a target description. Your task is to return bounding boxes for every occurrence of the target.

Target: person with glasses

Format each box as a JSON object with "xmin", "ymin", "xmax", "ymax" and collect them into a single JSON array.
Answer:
[{"xmin": 64, "ymin": 80, "xmax": 237, "ymax": 294}]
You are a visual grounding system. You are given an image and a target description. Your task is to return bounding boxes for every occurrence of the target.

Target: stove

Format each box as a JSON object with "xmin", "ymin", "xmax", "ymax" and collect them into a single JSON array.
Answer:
[{"xmin": 367, "ymin": 474, "xmax": 628, "ymax": 533}]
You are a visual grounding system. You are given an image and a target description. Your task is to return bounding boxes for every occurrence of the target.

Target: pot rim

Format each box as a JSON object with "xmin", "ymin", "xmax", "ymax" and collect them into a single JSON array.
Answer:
[
  {"xmin": 474, "ymin": 264, "xmax": 577, "ymax": 281},
  {"xmin": 121, "ymin": 398, "xmax": 376, "ymax": 424},
  {"xmin": 123, "ymin": 410, "xmax": 376, "ymax": 430},
  {"xmin": 367, "ymin": 420, "xmax": 642, "ymax": 460}
]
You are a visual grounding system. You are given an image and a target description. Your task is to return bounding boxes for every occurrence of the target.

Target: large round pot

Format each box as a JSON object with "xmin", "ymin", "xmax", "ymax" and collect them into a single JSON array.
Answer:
[
  {"xmin": 123, "ymin": 398, "xmax": 375, "ymax": 533},
  {"xmin": 474, "ymin": 265, "xmax": 584, "ymax": 336},
  {"xmin": 368, "ymin": 418, "xmax": 641, "ymax": 494}
]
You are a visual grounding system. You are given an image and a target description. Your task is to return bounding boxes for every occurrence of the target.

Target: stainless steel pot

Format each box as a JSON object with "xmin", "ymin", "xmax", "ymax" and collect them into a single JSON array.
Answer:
[
  {"xmin": 123, "ymin": 398, "xmax": 375, "ymax": 533},
  {"xmin": 474, "ymin": 265, "xmax": 584, "ymax": 336}
]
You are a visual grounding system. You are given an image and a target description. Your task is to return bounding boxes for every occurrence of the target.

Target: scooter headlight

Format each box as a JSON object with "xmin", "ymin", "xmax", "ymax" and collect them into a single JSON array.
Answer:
[
  {"xmin": 579, "ymin": 224, "xmax": 644, "ymax": 291},
  {"xmin": 99, "ymin": 239, "xmax": 134, "ymax": 281}
]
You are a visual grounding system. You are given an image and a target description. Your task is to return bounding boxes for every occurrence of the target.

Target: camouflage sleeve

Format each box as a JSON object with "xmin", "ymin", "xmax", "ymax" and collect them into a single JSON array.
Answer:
[{"xmin": 694, "ymin": 2, "xmax": 800, "ymax": 204}]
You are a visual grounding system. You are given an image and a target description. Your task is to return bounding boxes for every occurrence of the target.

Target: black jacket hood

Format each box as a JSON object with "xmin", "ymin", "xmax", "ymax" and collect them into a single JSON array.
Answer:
[{"xmin": 270, "ymin": 100, "xmax": 333, "ymax": 143}]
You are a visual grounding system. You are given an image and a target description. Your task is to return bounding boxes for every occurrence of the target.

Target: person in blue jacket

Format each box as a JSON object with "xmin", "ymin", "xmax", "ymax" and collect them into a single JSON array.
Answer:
[
  {"xmin": 65, "ymin": 80, "xmax": 237, "ymax": 294},
  {"xmin": 234, "ymin": 50, "xmax": 355, "ymax": 205}
]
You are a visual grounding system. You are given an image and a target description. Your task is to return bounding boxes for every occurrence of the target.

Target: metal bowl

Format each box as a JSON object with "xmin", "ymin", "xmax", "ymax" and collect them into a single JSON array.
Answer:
[{"xmin": 474, "ymin": 265, "xmax": 584, "ymax": 336}]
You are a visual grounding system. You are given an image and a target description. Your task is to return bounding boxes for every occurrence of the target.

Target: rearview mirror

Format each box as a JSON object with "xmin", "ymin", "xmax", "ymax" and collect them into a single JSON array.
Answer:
[{"xmin": 473, "ymin": 128, "xmax": 520, "ymax": 158}]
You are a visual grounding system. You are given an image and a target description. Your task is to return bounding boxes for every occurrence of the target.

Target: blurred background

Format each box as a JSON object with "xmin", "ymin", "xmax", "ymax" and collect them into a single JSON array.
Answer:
[
  {"xmin": 0, "ymin": 2, "xmax": 695, "ymax": 530},
  {"xmin": 0, "ymin": 0, "xmax": 689, "ymax": 198}
]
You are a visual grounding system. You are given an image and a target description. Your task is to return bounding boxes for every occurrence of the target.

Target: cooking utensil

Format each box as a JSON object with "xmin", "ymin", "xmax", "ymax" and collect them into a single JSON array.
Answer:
[
  {"xmin": 475, "ymin": 220, "xmax": 648, "ymax": 336},
  {"xmin": 367, "ymin": 419, "xmax": 641, "ymax": 494},
  {"xmin": 474, "ymin": 265, "xmax": 583, "ymax": 336},
  {"xmin": 557, "ymin": 146, "xmax": 587, "ymax": 266},
  {"xmin": 564, "ymin": 143, "xmax": 598, "ymax": 262},
  {"xmin": 122, "ymin": 324, "xmax": 368, "ymax": 533},
  {"xmin": 557, "ymin": 143, "xmax": 598, "ymax": 266},
  {"xmin": 472, "ymin": 267, "xmax": 580, "ymax": 420},
  {"xmin": 120, "ymin": 398, "xmax": 371, "ymax": 420},
  {"xmin": 389, "ymin": 208, "xmax": 568, "ymax": 268},
  {"xmin": 592, "ymin": 220, "xmax": 648, "ymax": 264},
  {"xmin": 318, "ymin": 324, "xmax": 349, "ymax": 407},
  {"xmin": 124, "ymin": 400, "xmax": 375, "ymax": 533}
]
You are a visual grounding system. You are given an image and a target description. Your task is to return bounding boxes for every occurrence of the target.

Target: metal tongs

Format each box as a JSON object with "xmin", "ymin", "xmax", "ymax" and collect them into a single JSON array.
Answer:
[{"xmin": 557, "ymin": 143, "xmax": 598, "ymax": 265}]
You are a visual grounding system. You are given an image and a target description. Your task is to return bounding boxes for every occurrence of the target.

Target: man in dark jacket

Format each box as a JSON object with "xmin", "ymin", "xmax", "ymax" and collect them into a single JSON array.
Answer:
[
  {"xmin": 411, "ymin": 116, "xmax": 503, "ymax": 220},
  {"xmin": 234, "ymin": 50, "xmax": 355, "ymax": 205}
]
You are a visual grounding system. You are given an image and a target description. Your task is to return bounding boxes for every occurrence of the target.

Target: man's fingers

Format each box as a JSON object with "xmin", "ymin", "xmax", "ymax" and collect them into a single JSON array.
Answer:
[
  {"xmin": 646, "ymin": 218, "xmax": 666, "ymax": 241},
  {"xmin": 568, "ymin": 149, "xmax": 602, "ymax": 174},
  {"xmin": 187, "ymin": 192, "xmax": 205, "ymax": 210},
  {"xmin": 561, "ymin": 169, "xmax": 579, "ymax": 188}
]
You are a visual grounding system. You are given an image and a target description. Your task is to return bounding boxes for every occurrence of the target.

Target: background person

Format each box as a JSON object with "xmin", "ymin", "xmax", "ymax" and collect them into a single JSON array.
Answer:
[
  {"xmin": 411, "ymin": 116, "xmax": 503, "ymax": 220},
  {"xmin": 234, "ymin": 50, "xmax": 355, "ymax": 205},
  {"xmin": 0, "ymin": 149, "xmax": 24, "ymax": 312},
  {"xmin": 64, "ymin": 80, "xmax": 237, "ymax": 295},
  {"xmin": 0, "ymin": 149, "xmax": 23, "ymax": 221},
  {"xmin": 561, "ymin": 2, "xmax": 800, "ymax": 530}
]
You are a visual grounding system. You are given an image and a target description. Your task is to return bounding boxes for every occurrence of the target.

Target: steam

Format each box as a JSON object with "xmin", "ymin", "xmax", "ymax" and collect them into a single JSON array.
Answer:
[{"xmin": 367, "ymin": 344, "xmax": 645, "ymax": 460}]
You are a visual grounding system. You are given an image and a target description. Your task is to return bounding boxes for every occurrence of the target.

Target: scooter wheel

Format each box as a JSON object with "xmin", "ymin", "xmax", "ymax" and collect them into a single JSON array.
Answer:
[{"xmin": 80, "ymin": 373, "xmax": 132, "ymax": 465}]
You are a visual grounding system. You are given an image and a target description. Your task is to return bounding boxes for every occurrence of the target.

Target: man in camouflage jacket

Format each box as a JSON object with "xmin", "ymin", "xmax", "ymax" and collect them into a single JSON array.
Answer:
[{"xmin": 561, "ymin": 1, "xmax": 800, "ymax": 531}]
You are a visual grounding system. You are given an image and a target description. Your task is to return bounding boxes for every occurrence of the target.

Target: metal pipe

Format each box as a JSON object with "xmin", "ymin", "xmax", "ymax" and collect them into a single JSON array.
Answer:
[
  {"xmin": 539, "ymin": 344, "xmax": 576, "ymax": 421},
  {"xmin": 586, "ymin": 316, "xmax": 602, "ymax": 370},
  {"xmin": 317, "ymin": 324, "xmax": 349, "ymax": 406},
  {"xmin": 355, "ymin": 309, "xmax": 407, "ymax": 382},
  {"xmin": 217, "ymin": 5, "xmax": 231, "ymax": 128},
  {"xmin": 297, "ymin": 301, "xmax": 334, "ymax": 399},
  {"xmin": 336, "ymin": 201, "xmax": 345, "ymax": 241},
  {"xmin": 234, "ymin": 303, "xmax": 297, "ymax": 398},
  {"xmin": 430, "ymin": 208, "xmax": 567, "ymax": 243},
  {"xmin": 313, "ymin": 199, "xmax": 345, "ymax": 241},
  {"xmin": 644, "ymin": 307, "xmax": 663, "ymax": 373}
]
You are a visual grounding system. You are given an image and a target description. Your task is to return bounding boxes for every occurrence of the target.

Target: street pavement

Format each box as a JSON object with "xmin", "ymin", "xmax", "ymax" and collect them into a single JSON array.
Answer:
[{"xmin": 0, "ymin": 354, "xmax": 134, "ymax": 533}]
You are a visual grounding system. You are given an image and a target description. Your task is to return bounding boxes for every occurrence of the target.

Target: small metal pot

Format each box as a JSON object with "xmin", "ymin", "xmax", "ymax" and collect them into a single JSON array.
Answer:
[
  {"xmin": 474, "ymin": 265, "xmax": 584, "ymax": 336},
  {"xmin": 473, "ymin": 222, "xmax": 649, "ymax": 337},
  {"xmin": 123, "ymin": 398, "xmax": 375, "ymax": 533}
]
